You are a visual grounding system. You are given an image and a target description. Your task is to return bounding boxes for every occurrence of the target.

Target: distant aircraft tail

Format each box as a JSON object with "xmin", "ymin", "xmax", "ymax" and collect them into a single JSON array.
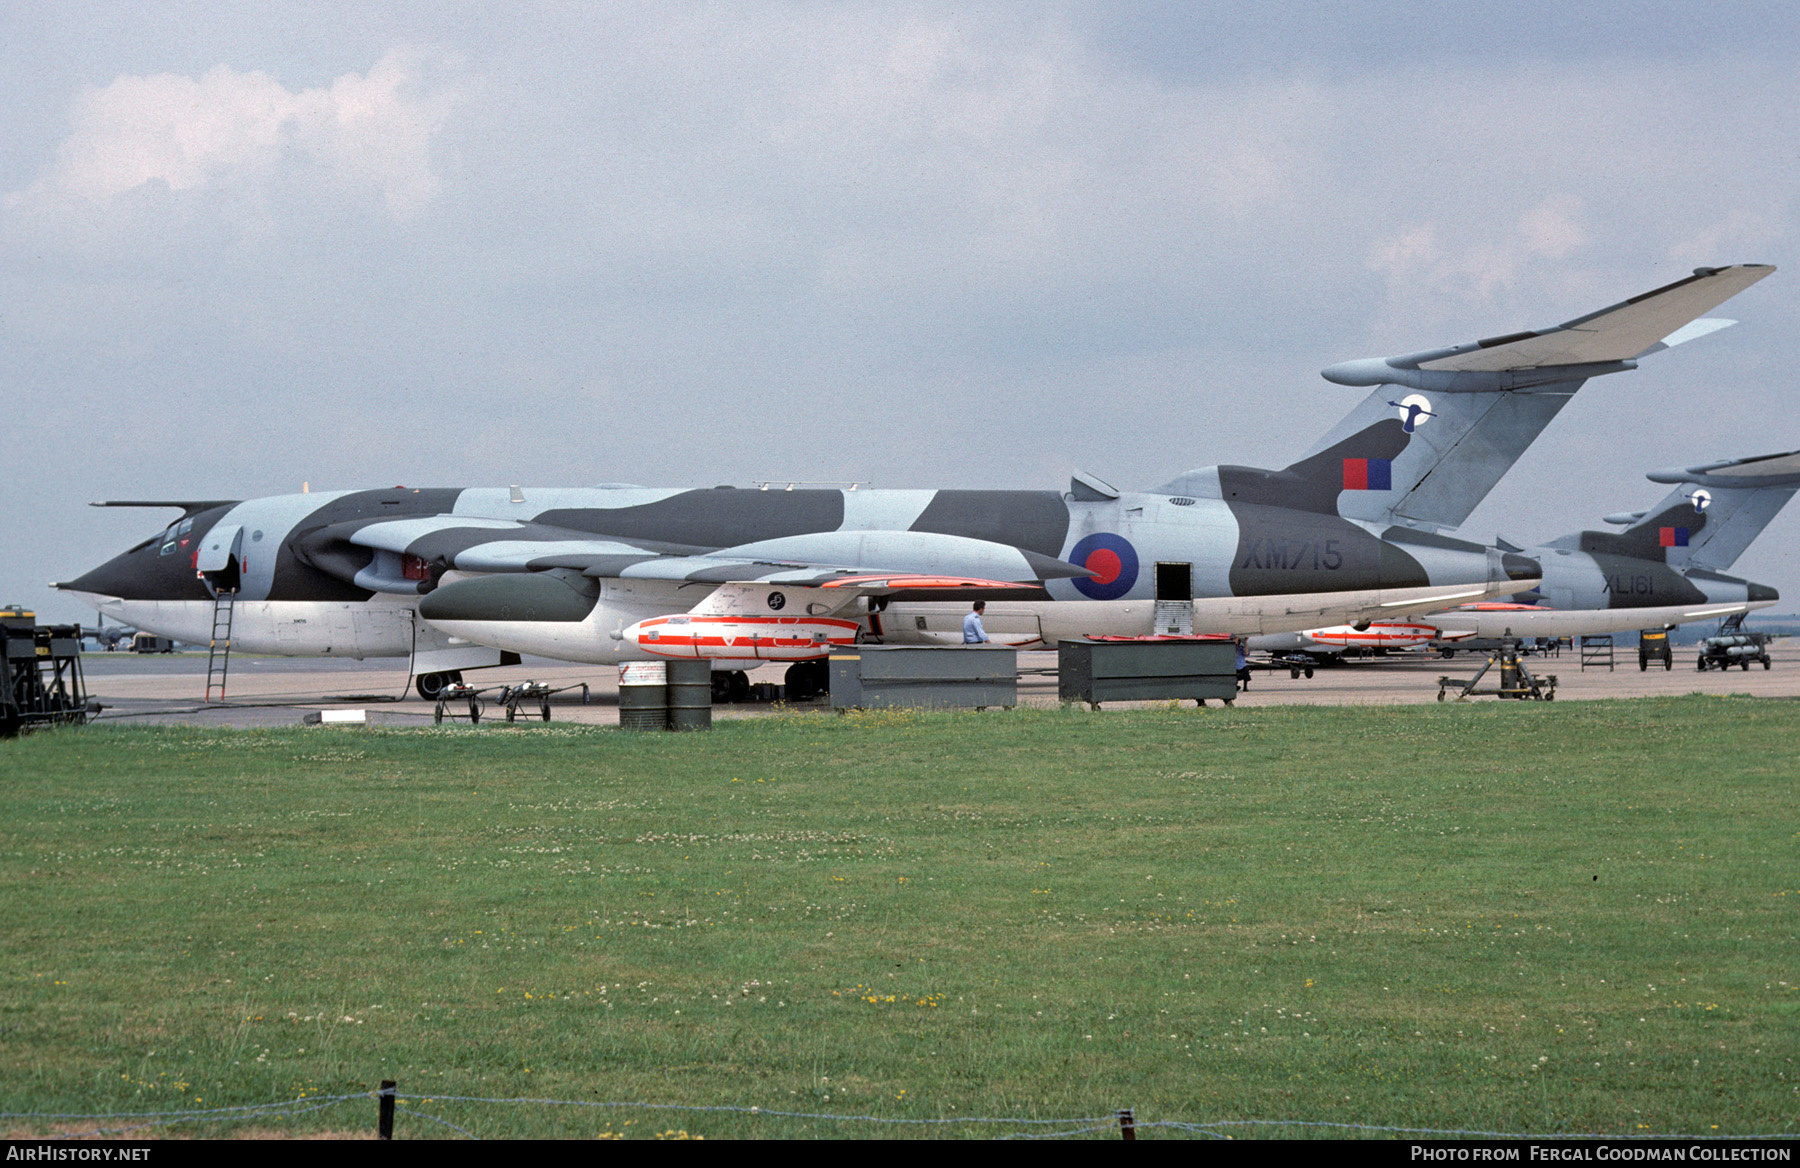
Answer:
[
  {"xmin": 1288, "ymin": 265, "xmax": 1774, "ymax": 530},
  {"xmin": 1587, "ymin": 449, "xmax": 1800, "ymax": 571}
]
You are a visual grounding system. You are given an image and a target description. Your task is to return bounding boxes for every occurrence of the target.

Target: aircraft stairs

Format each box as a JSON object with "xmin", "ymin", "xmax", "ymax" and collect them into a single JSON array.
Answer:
[
  {"xmin": 1578, "ymin": 634, "xmax": 1615, "ymax": 671},
  {"xmin": 205, "ymin": 591, "xmax": 237, "ymax": 701}
]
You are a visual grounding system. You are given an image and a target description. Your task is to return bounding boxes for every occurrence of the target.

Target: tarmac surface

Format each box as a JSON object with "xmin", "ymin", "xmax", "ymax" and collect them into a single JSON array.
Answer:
[{"xmin": 72, "ymin": 641, "xmax": 1800, "ymax": 730}]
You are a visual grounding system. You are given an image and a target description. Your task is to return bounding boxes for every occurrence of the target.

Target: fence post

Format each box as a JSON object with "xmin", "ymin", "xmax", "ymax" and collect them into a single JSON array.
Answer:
[
  {"xmin": 379, "ymin": 1080, "xmax": 396, "ymax": 1139},
  {"xmin": 1117, "ymin": 1107, "xmax": 1135, "ymax": 1141}
]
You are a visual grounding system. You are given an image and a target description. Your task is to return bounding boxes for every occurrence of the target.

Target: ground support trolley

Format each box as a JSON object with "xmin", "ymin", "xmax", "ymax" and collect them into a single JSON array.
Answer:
[
  {"xmin": 433, "ymin": 683, "xmax": 488, "ymax": 725},
  {"xmin": 1696, "ymin": 636, "xmax": 1771, "ymax": 671},
  {"xmin": 1638, "ymin": 629, "xmax": 1673, "ymax": 671},
  {"xmin": 496, "ymin": 681, "xmax": 591, "ymax": 722},
  {"xmin": 1259, "ymin": 652, "xmax": 1316, "ymax": 680},
  {"xmin": 2, "ymin": 612, "xmax": 95, "ymax": 737},
  {"xmin": 1437, "ymin": 643, "xmax": 1557, "ymax": 702}
]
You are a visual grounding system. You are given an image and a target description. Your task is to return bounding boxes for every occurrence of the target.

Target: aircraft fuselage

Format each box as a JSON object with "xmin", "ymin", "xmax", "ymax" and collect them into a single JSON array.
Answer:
[
  {"xmin": 61, "ymin": 483, "xmax": 1536, "ymax": 664},
  {"xmin": 1428, "ymin": 544, "xmax": 1776, "ymax": 639}
]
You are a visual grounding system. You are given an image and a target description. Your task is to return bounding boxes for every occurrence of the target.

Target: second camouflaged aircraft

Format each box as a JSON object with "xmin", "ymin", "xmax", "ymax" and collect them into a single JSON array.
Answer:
[
  {"xmin": 1428, "ymin": 447, "xmax": 1799, "ymax": 640},
  {"xmin": 1250, "ymin": 447, "xmax": 1797, "ymax": 658},
  {"xmin": 57, "ymin": 265, "xmax": 1771, "ymax": 696}
]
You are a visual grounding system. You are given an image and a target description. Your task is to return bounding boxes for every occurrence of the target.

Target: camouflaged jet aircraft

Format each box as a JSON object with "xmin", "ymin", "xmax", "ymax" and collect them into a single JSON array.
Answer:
[
  {"xmin": 56, "ymin": 264, "xmax": 1771, "ymax": 699},
  {"xmin": 1424, "ymin": 447, "xmax": 1798, "ymax": 640},
  {"xmin": 1250, "ymin": 447, "xmax": 1796, "ymax": 659}
]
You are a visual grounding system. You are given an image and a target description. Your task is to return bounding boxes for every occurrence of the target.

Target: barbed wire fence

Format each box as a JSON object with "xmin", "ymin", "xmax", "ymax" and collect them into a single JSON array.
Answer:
[{"xmin": 4, "ymin": 1087, "xmax": 1797, "ymax": 1141}]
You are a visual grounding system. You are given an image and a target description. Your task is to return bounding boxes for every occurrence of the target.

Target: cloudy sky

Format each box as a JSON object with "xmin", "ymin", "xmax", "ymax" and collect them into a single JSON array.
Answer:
[{"xmin": 8, "ymin": 2, "xmax": 1800, "ymax": 623}]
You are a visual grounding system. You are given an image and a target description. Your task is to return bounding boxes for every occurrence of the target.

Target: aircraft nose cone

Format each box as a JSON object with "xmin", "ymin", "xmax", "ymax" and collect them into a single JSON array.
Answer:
[
  {"xmin": 59, "ymin": 554, "xmax": 151, "ymax": 601},
  {"xmin": 60, "ymin": 508, "xmax": 233, "ymax": 603},
  {"xmin": 1501, "ymin": 552, "xmax": 1541, "ymax": 582},
  {"xmin": 1749, "ymin": 582, "xmax": 1779, "ymax": 603}
]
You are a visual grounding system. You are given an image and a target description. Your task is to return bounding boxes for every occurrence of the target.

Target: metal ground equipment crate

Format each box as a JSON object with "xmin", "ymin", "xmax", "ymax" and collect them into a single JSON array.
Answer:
[
  {"xmin": 1057, "ymin": 637, "xmax": 1239, "ymax": 709},
  {"xmin": 828, "ymin": 646, "xmax": 1017, "ymax": 711},
  {"xmin": 1, "ymin": 608, "xmax": 94, "ymax": 737}
]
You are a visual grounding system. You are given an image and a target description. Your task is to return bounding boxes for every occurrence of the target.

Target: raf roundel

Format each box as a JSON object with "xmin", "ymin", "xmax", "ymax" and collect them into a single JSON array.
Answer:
[{"xmin": 1068, "ymin": 533, "xmax": 1139, "ymax": 601}]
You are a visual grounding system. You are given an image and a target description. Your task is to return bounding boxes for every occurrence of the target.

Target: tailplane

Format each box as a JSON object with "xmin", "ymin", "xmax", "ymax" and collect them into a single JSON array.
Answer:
[
  {"xmin": 1297, "ymin": 264, "xmax": 1773, "ymax": 530},
  {"xmin": 1586, "ymin": 449, "xmax": 1800, "ymax": 571}
]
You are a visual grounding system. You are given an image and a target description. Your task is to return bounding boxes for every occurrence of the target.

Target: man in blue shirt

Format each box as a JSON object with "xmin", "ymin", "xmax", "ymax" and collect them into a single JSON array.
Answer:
[{"xmin": 963, "ymin": 601, "xmax": 990, "ymax": 644}]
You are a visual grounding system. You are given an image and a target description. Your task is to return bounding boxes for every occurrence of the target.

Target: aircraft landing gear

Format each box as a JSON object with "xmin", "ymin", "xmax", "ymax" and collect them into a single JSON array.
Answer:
[
  {"xmin": 784, "ymin": 660, "xmax": 829, "ymax": 702},
  {"xmin": 711, "ymin": 669, "xmax": 752, "ymax": 703},
  {"xmin": 416, "ymin": 671, "xmax": 464, "ymax": 701}
]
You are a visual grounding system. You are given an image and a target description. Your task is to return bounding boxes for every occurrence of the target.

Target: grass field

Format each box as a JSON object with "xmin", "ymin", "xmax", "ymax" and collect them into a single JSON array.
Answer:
[{"xmin": 1, "ymin": 698, "xmax": 1796, "ymax": 1139}]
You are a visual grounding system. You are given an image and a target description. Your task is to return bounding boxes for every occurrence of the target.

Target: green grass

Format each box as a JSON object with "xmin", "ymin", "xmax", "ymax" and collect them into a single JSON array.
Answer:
[{"xmin": 2, "ymin": 698, "xmax": 1796, "ymax": 1139}]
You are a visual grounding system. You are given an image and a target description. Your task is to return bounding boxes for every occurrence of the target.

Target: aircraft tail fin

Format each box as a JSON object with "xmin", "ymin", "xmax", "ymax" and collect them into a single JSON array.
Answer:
[
  {"xmin": 1602, "ymin": 449, "xmax": 1800, "ymax": 571},
  {"xmin": 1303, "ymin": 265, "xmax": 1773, "ymax": 531}
]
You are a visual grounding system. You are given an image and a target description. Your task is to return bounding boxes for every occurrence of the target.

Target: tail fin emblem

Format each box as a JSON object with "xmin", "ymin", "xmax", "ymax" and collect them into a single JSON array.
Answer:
[
  {"xmin": 1343, "ymin": 459, "xmax": 1393, "ymax": 491},
  {"xmin": 1688, "ymin": 489, "xmax": 1712, "ymax": 512},
  {"xmin": 1387, "ymin": 394, "xmax": 1435, "ymax": 433}
]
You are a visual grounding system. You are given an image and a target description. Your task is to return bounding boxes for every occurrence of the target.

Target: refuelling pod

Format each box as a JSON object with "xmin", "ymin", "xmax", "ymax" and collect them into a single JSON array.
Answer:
[
  {"xmin": 1301, "ymin": 621, "xmax": 1438, "ymax": 650},
  {"xmin": 623, "ymin": 614, "xmax": 860, "ymax": 661}
]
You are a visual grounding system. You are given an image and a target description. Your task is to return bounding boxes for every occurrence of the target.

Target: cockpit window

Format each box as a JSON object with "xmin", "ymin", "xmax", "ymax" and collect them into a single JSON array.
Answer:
[{"xmin": 177, "ymin": 518, "xmax": 194, "ymax": 535}]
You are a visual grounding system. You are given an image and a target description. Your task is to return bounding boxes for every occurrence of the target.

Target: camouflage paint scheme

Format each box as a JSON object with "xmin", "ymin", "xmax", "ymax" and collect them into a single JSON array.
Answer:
[
  {"xmin": 58, "ymin": 266, "xmax": 1772, "ymax": 672},
  {"xmin": 1425, "ymin": 449, "xmax": 1798, "ymax": 640},
  {"xmin": 59, "ymin": 478, "xmax": 1533, "ymax": 664}
]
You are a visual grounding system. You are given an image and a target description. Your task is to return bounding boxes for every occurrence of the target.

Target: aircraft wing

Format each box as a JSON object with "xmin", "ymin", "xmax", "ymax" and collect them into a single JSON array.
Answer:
[{"xmin": 312, "ymin": 516, "xmax": 1091, "ymax": 593}]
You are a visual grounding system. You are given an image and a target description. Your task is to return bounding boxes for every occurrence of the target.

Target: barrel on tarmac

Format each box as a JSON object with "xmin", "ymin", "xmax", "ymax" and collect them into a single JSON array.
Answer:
[
  {"xmin": 665, "ymin": 658, "xmax": 713, "ymax": 731},
  {"xmin": 618, "ymin": 662, "xmax": 668, "ymax": 731}
]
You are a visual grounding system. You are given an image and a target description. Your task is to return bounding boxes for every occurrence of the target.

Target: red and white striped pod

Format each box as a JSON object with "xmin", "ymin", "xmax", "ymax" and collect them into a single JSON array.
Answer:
[
  {"xmin": 624, "ymin": 614, "xmax": 861, "ymax": 661},
  {"xmin": 1302, "ymin": 621, "xmax": 1438, "ymax": 650}
]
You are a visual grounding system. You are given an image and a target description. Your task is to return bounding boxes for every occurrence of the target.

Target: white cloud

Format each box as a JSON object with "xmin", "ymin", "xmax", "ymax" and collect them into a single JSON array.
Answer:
[
  {"xmin": 1367, "ymin": 198, "xmax": 1590, "ymax": 319},
  {"xmin": 1518, "ymin": 194, "xmax": 1587, "ymax": 260},
  {"xmin": 7, "ymin": 47, "xmax": 458, "ymax": 226}
]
